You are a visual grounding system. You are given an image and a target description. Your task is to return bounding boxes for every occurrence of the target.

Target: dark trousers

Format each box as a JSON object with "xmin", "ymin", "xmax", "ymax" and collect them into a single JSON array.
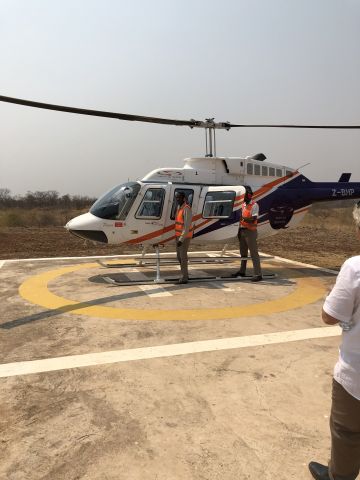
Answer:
[
  {"xmin": 176, "ymin": 238, "xmax": 191, "ymax": 280},
  {"xmin": 329, "ymin": 379, "xmax": 360, "ymax": 480},
  {"xmin": 238, "ymin": 228, "xmax": 262, "ymax": 276}
]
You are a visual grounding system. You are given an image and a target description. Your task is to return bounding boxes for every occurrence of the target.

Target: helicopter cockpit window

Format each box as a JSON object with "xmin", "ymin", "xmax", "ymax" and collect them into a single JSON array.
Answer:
[
  {"xmin": 170, "ymin": 188, "xmax": 194, "ymax": 220},
  {"xmin": 254, "ymin": 164, "xmax": 261, "ymax": 175},
  {"xmin": 262, "ymin": 166, "xmax": 268, "ymax": 176},
  {"xmin": 90, "ymin": 182, "xmax": 140, "ymax": 220},
  {"xmin": 136, "ymin": 188, "xmax": 165, "ymax": 219},
  {"xmin": 202, "ymin": 191, "xmax": 236, "ymax": 219},
  {"xmin": 269, "ymin": 167, "xmax": 275, "ymax": 176},
  {"xmin": 276, "ymin": 168, "xmax": 282, "ymax": 177},
  {"xmin": 247, "ymin": 163, "xmax": 253, "ymax": 175}
]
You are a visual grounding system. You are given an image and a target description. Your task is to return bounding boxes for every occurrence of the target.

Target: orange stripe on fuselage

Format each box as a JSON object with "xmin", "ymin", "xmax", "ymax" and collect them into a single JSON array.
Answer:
[
  {"xmin": 125, "ymin": 174, "xmax": 298, "ymax": 245},
  {"xmin": 125, "ymin": 223, "xmax": 174, "ymax": 245},
  {"xmin": 253, "ymin": 171, "xmax": 299, "ymax": 200},
  {"xmin": 125, "ymin": 212, "xmax": 204, "ymax": 245}
]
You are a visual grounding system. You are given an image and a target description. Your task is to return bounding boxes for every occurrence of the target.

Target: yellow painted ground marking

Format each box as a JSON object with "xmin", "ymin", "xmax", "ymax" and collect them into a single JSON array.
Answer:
[{"xmin": 19, "ymin": 262, "xmax": 327, "ymax": 321}]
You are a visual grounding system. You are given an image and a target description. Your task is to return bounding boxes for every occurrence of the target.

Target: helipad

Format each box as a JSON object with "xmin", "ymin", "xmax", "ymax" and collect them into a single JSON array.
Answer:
[
  {"xmin": 0, "ymin": 252, "xmax": 341, "ymax": 480},
  {"xmin": 18, "ymin": 259, "xmax": 327, "ymax": 321}
]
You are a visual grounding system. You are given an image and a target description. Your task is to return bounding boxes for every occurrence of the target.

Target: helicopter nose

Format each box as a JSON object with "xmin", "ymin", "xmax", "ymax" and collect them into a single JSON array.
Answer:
[{"xmin": 65, "ymin": 212, "xmax": 108, "ymax": 243}]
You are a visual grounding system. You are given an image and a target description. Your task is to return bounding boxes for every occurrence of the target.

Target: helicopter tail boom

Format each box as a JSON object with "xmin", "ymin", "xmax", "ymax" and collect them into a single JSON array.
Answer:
[
  {"xmin": 279, "ymin": 173, "xmax": 360, "ymax": 203},
  {"xmin": 309, "ymin": 181, "xmax": 360, "ymax": 203}
]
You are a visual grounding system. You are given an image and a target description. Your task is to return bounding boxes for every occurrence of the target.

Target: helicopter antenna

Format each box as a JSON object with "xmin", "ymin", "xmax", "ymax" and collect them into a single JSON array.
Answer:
[{"xmin": 295, "ymin": 162, "xmax": 311, "ymax": 171}]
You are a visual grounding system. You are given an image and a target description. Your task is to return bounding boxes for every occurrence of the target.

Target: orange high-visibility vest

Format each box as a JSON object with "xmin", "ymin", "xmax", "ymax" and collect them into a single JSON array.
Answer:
[
  {"xmin": 175, "ymin": 204, "xmax": 194, "ymax": 238},
  {"xmin": 240, "ymin": 201, "xmax": 258, "ymax": 231}
]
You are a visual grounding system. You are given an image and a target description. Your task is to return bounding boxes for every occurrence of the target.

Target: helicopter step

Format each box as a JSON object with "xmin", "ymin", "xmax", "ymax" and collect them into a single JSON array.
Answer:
[
  {"xmin": 97, "ymin": 255, "xmax": 273, "ymax": 269},
  {"xmin": 103, "ymin": 273, "xmax": 276, "ymax": 287}
]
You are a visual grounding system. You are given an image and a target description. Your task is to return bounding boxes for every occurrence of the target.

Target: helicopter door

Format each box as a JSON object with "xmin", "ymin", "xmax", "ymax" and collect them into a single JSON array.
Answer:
[
  {"xmin": 166, "ymin": 185, "xmax": 201, "ymax": 236},
  {"xmin": 132, "ymin": 185, "xmax": 170, "ymax": 243}
]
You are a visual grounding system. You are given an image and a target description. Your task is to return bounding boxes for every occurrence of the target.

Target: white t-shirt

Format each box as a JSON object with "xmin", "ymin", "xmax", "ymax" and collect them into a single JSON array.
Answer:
[
  {"xmin": 251, "ymin": 202, "xmax": 259, "ymax": 217},
  {"xmin": 323, "ymin": 256, "xmax": 360, "ymax": 400},
  {"xmin": 242, "ymin": 202, "xmax": 259, "ymax": 217}
]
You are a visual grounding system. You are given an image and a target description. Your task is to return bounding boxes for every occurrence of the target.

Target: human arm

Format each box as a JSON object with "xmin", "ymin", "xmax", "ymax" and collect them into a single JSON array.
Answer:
[
  {"xmin": 322, "ymin": 308, "xmax": 339, "ymax": 325},
  {"xmin": 323, "ymin": 259, "xmax": 358, "ymax": 330},
  {"xmin": 241, "ymin": 216, "xmax": 257, "ymax": 224},
  {"xmin": 241, "ymin": 202, "xmax": 259, "ymax": 224}
]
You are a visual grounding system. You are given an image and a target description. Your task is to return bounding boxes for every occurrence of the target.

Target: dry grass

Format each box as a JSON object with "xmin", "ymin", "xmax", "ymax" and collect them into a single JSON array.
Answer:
[
  {"xmin": 303, "ymin": 204, "xmax": 355, "ymax": 231},
  {"xmin": 256, "ymin": 202, "xmax": 359, "ymax": 270},
  {"xmin": 1, "ymin": 202, "xmax": 354, "ymax": 228},
  {"xmin": 0, "ymin": 208, "xmax": 88, "ymax": 228}
]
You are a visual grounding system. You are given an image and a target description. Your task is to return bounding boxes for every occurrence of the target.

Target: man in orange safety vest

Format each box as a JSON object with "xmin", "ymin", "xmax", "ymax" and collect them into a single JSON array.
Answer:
[
  {"xmin": 232, "ymin": 186, "xmax": 262, "ymax": 282},
  {"xmin": 175, "ymin": 191, "xmax": 193, "ymax": 284}
]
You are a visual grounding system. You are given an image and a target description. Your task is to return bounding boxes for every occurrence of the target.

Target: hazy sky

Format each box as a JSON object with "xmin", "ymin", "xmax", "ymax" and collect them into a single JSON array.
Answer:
[{"xmin": 1, "ymin": 0, "xmax": 360, "ymax": 196}]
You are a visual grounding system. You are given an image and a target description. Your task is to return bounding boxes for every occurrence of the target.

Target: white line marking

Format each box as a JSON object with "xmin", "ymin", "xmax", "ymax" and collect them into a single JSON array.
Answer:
[
  {"xmin": 1, "ymin": 249, "xmax": 338, "ymax": 276},
  {"xmin": 259, "ymin": 252, "xmax": 338, "ymax": 275},
  {"xmin": 0, "ymin": 326, "xmax": 341, "ymax": 378},
  {"xmin": 0, "ymin": 261, "xmax": 5, "ymax": 269},
  {"xmin": 211, "ymin": 282, "xmax": 235, "ymax": 292},
  {"xmin": 205, "ymin": 254, "xmax": 236, "ymax": 292},
  {"xmin": 125, "ymin": 268, "xmax": 172, "ymax": 297},
  {"xmin": 194, "ymin": 267, "xmax": 235, "ymax": 292}
]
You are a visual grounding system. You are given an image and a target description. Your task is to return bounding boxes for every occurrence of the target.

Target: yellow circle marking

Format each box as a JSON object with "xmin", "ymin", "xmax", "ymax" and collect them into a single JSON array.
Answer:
[{"xmin": 19, "ymin": 262, "xmax": 327, "ymax": 321}]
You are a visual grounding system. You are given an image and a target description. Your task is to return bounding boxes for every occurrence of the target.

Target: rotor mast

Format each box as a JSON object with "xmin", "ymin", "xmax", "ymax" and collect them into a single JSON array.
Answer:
[{"xmin": 190, "ymin": 118, "xmax": 231, "ymax": 157}]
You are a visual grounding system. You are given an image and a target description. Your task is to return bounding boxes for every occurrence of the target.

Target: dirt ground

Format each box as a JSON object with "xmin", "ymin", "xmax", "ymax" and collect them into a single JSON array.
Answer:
[{"xmin": 1, "ymin": 222, "xmax": 358, "ymax": 270}]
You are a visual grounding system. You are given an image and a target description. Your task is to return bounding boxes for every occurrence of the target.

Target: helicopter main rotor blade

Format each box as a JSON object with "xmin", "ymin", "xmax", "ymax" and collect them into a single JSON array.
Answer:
[
  {"xmin": 0, "ymin": 95, "xmax": 201, "ymax": 127},
  {"xmin": 1, "ymin": 95, "xmax": 360, "ymax": 129},
  {"xmin": 228, "ymin": 123, "xmax": 360, "ymax": 129}
]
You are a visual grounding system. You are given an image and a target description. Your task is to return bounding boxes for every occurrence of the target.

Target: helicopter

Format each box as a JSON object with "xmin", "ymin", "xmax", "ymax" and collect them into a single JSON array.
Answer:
[{"xmin": 2, "ymin": 95, "xmax": 360, "ymax": 250}]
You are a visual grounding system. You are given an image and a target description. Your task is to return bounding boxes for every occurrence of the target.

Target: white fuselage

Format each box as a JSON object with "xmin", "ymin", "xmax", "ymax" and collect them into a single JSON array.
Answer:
[{"xmin": 66, "ymin": 157, "xmax": 308, "ymax": 246}]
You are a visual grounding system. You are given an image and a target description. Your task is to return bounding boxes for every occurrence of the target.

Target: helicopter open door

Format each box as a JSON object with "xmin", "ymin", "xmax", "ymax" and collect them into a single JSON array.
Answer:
[
  {"xmin": 167, "ymin": 185, "xmax": 201, "ymax": 220},
  {"xmin": 125, "ymin": 183, "xmax": 201, "ymax": 245}
]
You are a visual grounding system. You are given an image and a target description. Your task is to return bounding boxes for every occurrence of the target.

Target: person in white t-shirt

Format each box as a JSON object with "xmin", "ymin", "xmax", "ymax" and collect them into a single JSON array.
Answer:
[{"xmin": 309, "ymin": 203, "xmax": 360, "ymax": 480}]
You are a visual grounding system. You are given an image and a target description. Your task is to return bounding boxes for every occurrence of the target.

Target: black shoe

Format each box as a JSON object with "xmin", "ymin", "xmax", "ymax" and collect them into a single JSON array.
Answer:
[
  {"xmin": 178, "ymin": 279, "xmax": 188, "ymax": 284},
  {"xmin": 250, "ymin": 275, "xmax": 263, "ymax": 282},
  {"xmin": 308, "ymin": 462, "xmax": 330, "ymax": 480},
  {"xmin": 231, "ymin": 271, "xmax": 246, "ymax": 278}
]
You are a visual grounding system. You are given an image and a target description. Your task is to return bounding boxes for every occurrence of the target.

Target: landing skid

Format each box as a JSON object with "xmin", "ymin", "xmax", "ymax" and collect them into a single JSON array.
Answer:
[
  {"xmin": 99, "ymin": 246, "xmax": 274, "ymax": 286},
  {"xmin": 98, "ymin": 257, "xmax": 239, "ymax": 268},
  {"xmin": 103, "ymin": 273, "xmax": 276, "ymax": 287},
  {"xmin": 97, "ymin": 255, "xmax": 272, "ymax": 269}
]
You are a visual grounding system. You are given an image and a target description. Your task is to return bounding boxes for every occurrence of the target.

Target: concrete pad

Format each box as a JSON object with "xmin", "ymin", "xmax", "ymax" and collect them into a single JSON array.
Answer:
[{"xmin": 0, "ymin": 253, "xmax": 341, "ymax": 479}]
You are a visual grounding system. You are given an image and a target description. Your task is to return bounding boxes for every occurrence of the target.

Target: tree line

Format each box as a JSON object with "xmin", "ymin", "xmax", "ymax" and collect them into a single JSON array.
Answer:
[{"xmin": 0, "ymin": 189, "xmax": 97, "ymax": 210}]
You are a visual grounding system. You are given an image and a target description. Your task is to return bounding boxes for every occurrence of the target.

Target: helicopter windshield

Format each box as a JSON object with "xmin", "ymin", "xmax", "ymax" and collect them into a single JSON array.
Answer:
[{"xmin": 90, "ymin": 182, "xmax": 141, "ymax": 220}]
